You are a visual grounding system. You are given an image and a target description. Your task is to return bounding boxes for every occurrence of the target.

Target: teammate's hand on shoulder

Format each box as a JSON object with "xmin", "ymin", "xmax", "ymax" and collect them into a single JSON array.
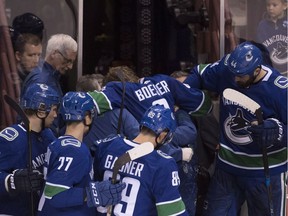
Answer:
[
  {"xmin": 247, "ymin": 118, "xmax": 284, "ymax": 148},
  {"xmin": 86, "ymin": 180, "xmax": 126, "ymax": 207},
  {"xmin": 5, "ymin": 169, "xmax": 44, "ymax": 195}
]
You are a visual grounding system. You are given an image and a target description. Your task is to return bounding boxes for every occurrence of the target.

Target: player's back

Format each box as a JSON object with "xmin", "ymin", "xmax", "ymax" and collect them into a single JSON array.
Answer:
[
  {"xmin": 94, "ymin": 136, "xmax": 188, "ymax": 216},
  {"xmin": 101, "ymin": 74, "xmax": 209, "ymax": 122},
  {"xmin": 38, "ymin": 135, "xmax": 95, "ymax": 216}
]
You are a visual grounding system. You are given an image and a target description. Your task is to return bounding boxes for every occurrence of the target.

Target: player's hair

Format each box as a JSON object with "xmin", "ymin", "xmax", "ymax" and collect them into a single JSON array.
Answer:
[
  {"xmin": 76, "ymin": 74, "xmax": 102, "ymax": 92},
  {"xmin": 13, "ymin": 33, "xmax": 42, "ymax": 53},
  {"xmin": 170, "ymin": 70, "xmax": 190, "ymax": 79},
  {"xmin": 45, "ymin": 34, "xmax": 77, "ymax": 57},
  {"xmin": 103, "ymin": 66, "xmax": 139, "ymax": 86}
]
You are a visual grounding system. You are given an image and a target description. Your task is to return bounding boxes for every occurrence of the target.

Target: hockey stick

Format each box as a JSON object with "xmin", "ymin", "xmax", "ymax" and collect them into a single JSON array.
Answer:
[
  {"xmin": 4, "ymin": 94, "xmax": 35, "ymax": 216},
  {"xmin": 107, "ymin": 141, "xmax": 154, "ymax": 216},
  {"xmin": 223, "ymin": 88, "xmax": 274, "ymax": 216},
  {"xmin": 116, "ymin": 70, "xmax": 126, "ymax": 135}
]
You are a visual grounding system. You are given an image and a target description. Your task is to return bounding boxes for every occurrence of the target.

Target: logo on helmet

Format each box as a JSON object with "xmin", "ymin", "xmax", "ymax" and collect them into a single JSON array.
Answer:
[
  {"xmin": 147, "ymin": 110, "xmax": 156, "ymax": 119},
  {"xmin": 245, "ymin": 51, "xmax": 253, "ymax": 62},
  {"xmin": 38, "ymin": 83, "xmax": 49, "ymax": 91}
]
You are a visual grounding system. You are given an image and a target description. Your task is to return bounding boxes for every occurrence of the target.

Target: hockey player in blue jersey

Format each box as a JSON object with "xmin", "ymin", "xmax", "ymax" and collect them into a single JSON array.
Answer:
[
  {"xmin": 88, "ymin": 66, "xmax": 212, "ymax": 122},
  {"xmin": 0, "ymin": 83, "xmax": 60, "ymax": 216},
  {"xmin": 184, "ymin": 42, "xmax": 287, "ymax": 216},
  {"xmin": 93, "ymin": 104, "xmax": 188, "ymax": 216},
  {"xmin": 38, "ymin": 92, "xmax": 126, "ymax": 216},
  {"xmin": 75, "ymin": 73, "xmax": 140, "ymax": 148}
]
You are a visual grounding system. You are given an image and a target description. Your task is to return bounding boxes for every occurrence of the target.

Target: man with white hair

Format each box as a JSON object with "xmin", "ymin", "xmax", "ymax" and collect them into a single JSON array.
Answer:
[
  {"xmin": 22, "ymin": 33, "xmax": 77, "ymax": 97},
  {"xmin": 22, "ymin": 34, "xmax": 77, "ymax": 136}
]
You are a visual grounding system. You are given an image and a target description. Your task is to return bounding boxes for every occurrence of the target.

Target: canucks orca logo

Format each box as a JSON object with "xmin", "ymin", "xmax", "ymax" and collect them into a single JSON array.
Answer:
[
  {"xmin": 224, "ymin": 108, "xmax": 252, "ymax": 145},
  {"xmin": 271, "ymin": 42, "xmax": 288, "ymax": 65}
]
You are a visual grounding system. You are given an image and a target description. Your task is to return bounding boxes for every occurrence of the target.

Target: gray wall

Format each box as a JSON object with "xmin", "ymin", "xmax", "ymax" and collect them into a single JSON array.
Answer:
[{"xmin": 5, "ymin": 0, "xmax": 78, "ymax": 46}]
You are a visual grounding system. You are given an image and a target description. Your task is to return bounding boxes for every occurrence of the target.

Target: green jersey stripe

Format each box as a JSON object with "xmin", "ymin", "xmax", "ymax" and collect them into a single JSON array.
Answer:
[
  {"xmin": 44, "ymin": 182, "xmax": 69, "ymax": 199},
  {"xmin": 88, "ymin": 91, "xmax": 112, "ymax": 114},
  {"xmin": 219, "ymin": 145, "xmax": 287, "ymax": 169},
  {"xmin": 156, "ymin": 198, "xmax": 186, "ymax": 216}
]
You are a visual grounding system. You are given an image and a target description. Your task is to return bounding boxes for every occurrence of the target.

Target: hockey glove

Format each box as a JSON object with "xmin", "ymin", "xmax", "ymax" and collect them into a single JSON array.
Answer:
[
  {"xmin": 86, "ymin": 180, "xmax": 126, "ymax": 207},
  {"xmin": 247, "ymin": 118, "xmax": 284, "ymax": 148},
  {"xmin": 182, "ymin": 147, "xmax": 194, "ymax": 162},
  {"xmin": 6, "ymin": 169, "xmax": 44, "ymax": 195}
]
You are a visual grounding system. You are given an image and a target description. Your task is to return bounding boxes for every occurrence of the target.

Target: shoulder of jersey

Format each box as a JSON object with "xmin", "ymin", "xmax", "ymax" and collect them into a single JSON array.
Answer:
[
  {"xmin": 0, "ymin": 124, "xmax": 25, "ymax": 142},
  {"xmin": 56, "ymin": 136, "xmax": 82, "ymax": 148},
  {"xmin": 96, "ymin": 134, "xmax": 120, "ymax": 145},
  {"xmin": 155, "ymin": 149, "xmax": 173, "ymax": 159},
  {"xmin": 273, "ymin": 75, "xmax": 288, "ymax": 89}
]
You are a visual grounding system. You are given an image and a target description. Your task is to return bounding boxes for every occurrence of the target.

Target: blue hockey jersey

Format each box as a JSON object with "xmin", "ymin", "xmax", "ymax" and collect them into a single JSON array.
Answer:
[
  {"xmin": 38, "ymin": 135, "xmax": 95, "ymax": 216},
  {"xmin": 94, "ymin": 136, "xmax": 188, "ymax": 216},
  {"xmin": 184, "ymin": 58, "xmax": 287, "ymax": 177},
  {"xmin": 0, "ymin": 124, "xmax": 56, "ymax": 215},
  {"xmin": 88, "ymin": 74, "xmax": 212, "ymax": 122}
]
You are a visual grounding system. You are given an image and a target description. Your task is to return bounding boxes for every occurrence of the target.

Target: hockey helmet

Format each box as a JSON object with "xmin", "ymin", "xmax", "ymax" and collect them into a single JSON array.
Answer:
[
  {"xmin": 60, "ymin": 92, "xmax": 96, "ymax": 121},
  {"xmin": 20, "ymin": 83, "xmax": 60, "ymax": 112},
  {"xmin": 227, "ymin": 42, "xmax": 263, "ymax": 76},
  {"xmin": 140, "ymin": 104, "xmax": 176, "ymax": 144},
  {"xmin": 12, "ymin": 13, "xmax": 44, "ymax": 39}
]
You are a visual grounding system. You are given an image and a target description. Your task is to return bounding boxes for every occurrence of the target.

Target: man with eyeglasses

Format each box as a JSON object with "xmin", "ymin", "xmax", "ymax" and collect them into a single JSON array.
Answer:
[
  {"xmin": 22, "ymin": 34, "xmax": 77, "ymax": 97},
  {"xmin": 22, "ymin": 34, "xmax": 77, "ymax": 136}
]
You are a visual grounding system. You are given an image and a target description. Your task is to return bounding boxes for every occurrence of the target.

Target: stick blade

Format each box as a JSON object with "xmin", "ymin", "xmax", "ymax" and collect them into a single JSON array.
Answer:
[
  {"xmin": 223, "ymin": 88, "xmax": 260, "ymax": 113},
  {"xmin": 128, "ymin": 141, "xmax": 154, "ymax": 160},
  {"xmin": 223, "ymin": 88, "xmax": 263, "ymax": 124},
  {"xmin": 112, "ymin": 142, "xmax": 154, "ymax": 181},
  {"xmin": 4, "ymin": 94, "xmax": 30, "ymax": 127}
]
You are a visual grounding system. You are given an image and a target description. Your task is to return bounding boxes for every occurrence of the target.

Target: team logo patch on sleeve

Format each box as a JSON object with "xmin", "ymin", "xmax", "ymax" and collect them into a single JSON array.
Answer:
[
  {"xmin": 156, "ymin": 150, "xmax": 172, "ymax": 159},
  {"xmin": 274, "ymin": 76, "xmax": 288, "ymax": 88},
  {"xmin": 61, "ymin": 138, "xmax": 81, "ymax": 147},
  {"xmin": 0, "ymin": 127, "xmax": 19, "ymax": 141}
]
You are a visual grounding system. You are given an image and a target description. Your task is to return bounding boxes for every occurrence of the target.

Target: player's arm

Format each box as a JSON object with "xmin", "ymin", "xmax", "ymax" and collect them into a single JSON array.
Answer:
[
  {"xmin": 121, "ymin": 109, "xmax": 140, "ymax": 139},
  {"xmin": 160, "ymin": 109, "xmax": 196, "ymax": 162},
  {"xmin": 87, "ymin": 90, "xmax": 113, "ymax": 115},
  {"xmin": 43, "ymin": 144, "xmax": 125, "ymax": 209},
  {"xmin": 154, "ymin": 158, "xmax": 188, "ymax": 216},
  {"xmin": 0, "ymin": 129, "xmax": 43, "ymax": 196},
  {"xmin": 248, "ymin": 77, "xmax": 287, "ymax": 149},
  {"xmin": 172, "ymin": 109, "xmax": 197, "ymax": 148},
  {"xmin": 184, "ymin": 59, "xmax": 226, "ymax": 93},
  {"xmin": 169, "ymin": 77, "xmax": 213, "ymax": 116}
]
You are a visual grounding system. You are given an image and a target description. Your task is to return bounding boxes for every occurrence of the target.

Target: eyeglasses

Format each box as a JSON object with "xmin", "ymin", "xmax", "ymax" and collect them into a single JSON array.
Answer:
[{"xmin": 56, "ymin": 50, "xmax": 74, "ymax": 65}]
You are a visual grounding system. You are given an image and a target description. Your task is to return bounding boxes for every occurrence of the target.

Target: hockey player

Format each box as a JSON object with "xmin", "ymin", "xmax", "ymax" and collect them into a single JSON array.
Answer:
[
  {"xmin": 88, "ymin": 66, "xmax": 212, "ymax": 122},
  {"xmin": 38, "ymin": 92, "xmax": 126, "ymax": 216},
  {"xmin": 0, "ymin": 83, "xmax": 60, "ymax": 215},
  {"xmin": 184, "ymin": 42, "xmax": 287, "ymax": 216},
  {"xmin": 93, "ymin": 104, "xmax": 188, "ymax": 215},
  {"xmin": 75, "ymin": 74, "xmax": 140, "ymax": 148}
]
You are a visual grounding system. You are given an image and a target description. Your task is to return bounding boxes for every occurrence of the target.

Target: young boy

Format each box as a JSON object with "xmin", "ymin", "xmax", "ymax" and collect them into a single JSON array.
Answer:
[{"xmin": 256, "ymin": 0, "xmax": 288, "ymax": 75}]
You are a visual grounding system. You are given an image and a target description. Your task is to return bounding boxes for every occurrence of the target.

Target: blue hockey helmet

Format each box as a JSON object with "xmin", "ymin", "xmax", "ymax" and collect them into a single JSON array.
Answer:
[
  {"xmin": 60, "ymin": 92, "xmax": 96, "ymax": 121},
  {"xmin": 140, "ymin": 104, "xmax": 176, "ymax": 144},
  {"xmin": 20, "ymin": 83, "xmax": 60, "ymax": 112},
  {"xmin": 227, "ymin": 42, "xmax": 263, "ymax": 76}
]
